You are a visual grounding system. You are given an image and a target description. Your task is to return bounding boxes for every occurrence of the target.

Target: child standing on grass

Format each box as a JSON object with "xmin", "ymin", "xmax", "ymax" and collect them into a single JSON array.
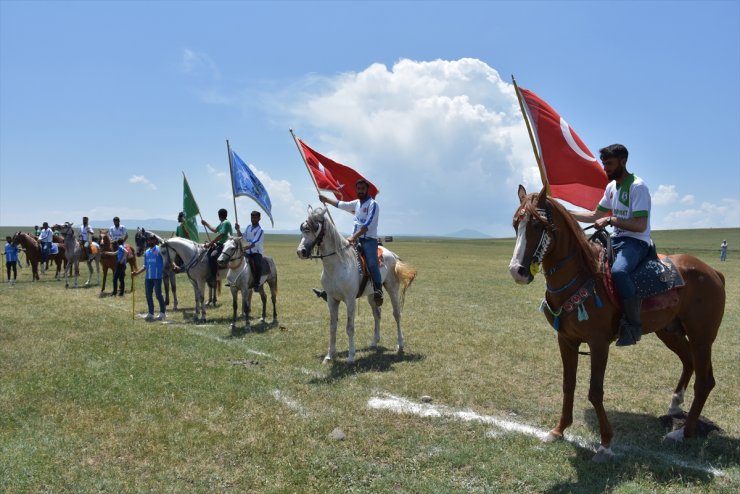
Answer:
[
  {"xmin": 4, "ymin": 236, "xmax": 20, "ymax": 285},
  {"xmin": 112, "ymin": 239, "xmax": 127, "ymax": 296},
  {"xmin": 132, "ymin": 235, "xmax": 166, "ymax": 321}
]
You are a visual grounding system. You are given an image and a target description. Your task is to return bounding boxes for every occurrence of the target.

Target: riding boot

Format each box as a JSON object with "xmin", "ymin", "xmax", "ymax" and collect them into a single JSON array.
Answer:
[
  {"xmin": 373, "ymin": 283, "xmax": 384, "ymax": 307},
  {"xmin": 616, "ymin": 297, "xmax": 642, "ymax": 347}
]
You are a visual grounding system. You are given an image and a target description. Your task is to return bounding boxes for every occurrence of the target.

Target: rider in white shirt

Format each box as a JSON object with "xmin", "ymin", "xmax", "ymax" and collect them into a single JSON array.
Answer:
[
  {"xmin": 109, "ymin": 216, "xmax": 128, "ymax": 243},
  {"xmin": 237, "ymin": 210, "xmax": 265, "ymax": 290},
  {"xmin": 80, "ymin": 216, "xmax": 95, "ymax": 257},
  {"xmin": 38, "ymin": 221, "xmax": 53, "ymax": 270}
]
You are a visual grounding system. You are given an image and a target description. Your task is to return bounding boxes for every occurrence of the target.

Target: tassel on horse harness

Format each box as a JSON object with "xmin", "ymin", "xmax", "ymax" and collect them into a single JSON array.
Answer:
[{"xmin": 540, "ymin": 278, "xmax": 602, "ymax": 331}]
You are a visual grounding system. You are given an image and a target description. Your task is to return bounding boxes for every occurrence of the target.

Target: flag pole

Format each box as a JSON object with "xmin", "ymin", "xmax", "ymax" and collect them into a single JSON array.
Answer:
[
  {"xmin": 182, "ymin": 171, "xmax": 210, "ymax": 242},
  {"xmin": 226, "ymin": 139, "xmax": 240, "ymax": 228},
  {"xmin": 512, "ymin": 75, "xmax": 550, "ymax": 196},
  {"xmin": 289, "ymin": 128, "xmax": 334, "ymax": 223}
]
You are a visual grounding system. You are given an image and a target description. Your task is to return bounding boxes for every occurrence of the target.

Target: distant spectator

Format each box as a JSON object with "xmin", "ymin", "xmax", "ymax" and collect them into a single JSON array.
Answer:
[{"xmin": 720, "ymin": 240, "xmax": 728, "ymax": 262}]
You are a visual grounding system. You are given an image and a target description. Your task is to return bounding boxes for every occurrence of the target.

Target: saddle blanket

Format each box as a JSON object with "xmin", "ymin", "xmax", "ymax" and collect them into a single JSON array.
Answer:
[
  {"xmin": 50, "ymin": 243, "xmax": 59, "ymax": 255},
  {"xmin": 604, "ymin": 254, "xmax": 685, "ymax": 312}
]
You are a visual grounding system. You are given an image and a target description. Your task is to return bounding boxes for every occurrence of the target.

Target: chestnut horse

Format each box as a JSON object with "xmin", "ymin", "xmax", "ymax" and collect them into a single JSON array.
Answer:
[
  {"xmin": 98, "ymin": 231, "xmax": 138, "ymax": 294},
  {"xmin": 509, "ymin": 186, "xmax": 725, "ymax": 462},
  {"xmin": 11, "ymin": 232, "xmax": 66, "ymax": 281}
]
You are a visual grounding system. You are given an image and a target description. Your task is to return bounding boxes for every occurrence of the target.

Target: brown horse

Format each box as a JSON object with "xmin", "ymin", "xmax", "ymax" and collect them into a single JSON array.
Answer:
[
  {"xmin": 509, "ymin": 186, "xmax": 725, "ymax": 462},
  {"xmin": 11, "ymin": 232, "xmax": 66, "ymax": 281},
  {"xmin": 98, "ymin": 231, "xmax": 138, "ymax": 294}
]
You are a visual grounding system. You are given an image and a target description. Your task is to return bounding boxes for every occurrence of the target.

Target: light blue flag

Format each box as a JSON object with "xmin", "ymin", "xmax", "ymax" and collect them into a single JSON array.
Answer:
[{"xmin": 230, "ymin": 149, "xmax": 274, "ymax": 227}]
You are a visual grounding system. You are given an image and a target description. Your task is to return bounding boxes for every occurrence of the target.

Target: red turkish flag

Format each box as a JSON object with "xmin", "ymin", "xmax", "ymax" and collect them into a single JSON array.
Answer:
[
  {"xmin": 518, "ymin": 87, "xmax": 608, "ymax": 210},
  {"xmin": 299, "ymin": 139, "xmax": 379, "ymax": 201}
]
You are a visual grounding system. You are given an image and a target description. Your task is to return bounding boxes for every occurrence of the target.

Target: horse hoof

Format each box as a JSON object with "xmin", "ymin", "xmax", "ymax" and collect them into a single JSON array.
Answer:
[
  {"xmin": 591, "ymin": 445, "xmax": 614, "ymax": 463},
  {"xmin": 663, "ymin": 427, "xmax": 685, "ymax": 445},
  {"xmin": 322, "ymin": 356, "xmax": 332, "ymax": 365},
  {"xmin": 543, "ymin": 431, "xmax": 562, "ymax": 443},
  {"xmin": 397, "ymin": 347, "xmax": 404, "ymax": 355}
]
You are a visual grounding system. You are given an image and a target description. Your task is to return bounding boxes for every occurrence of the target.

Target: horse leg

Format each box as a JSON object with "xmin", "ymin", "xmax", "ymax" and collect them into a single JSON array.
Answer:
[
  {"xmin": 369, "ymin": 295, "xmax": 381, "ymax": 350},
  {"xmin": 171, "ymin": 272, "xmax": 178, "ymax": 310},
  {"xmin": 324, "ymin": 298, "xmax": 340, "ymax": 364},
  {"xmin": 101, "ymin": 266, "xmax": 108, "ymax": 293},
  {"xmin": 259, "ymin": 287, "xmax": 267, "ymax": 322},
  {"xmin": 547, "ymin": 335, "xmax": 579, "ymax": 443},
  {"xmin": 85, "ymin": 260, "xmax": 92, "ymax": 286},
  {"xmin": 345, "ymin": 298, "xmax": 357, "ymax": 364},
  {"xmin": 243, "ymin": 286, "xmax": 251, "ymax": 330},
  {"xmin": 163, "ymin": 274, "xmax": 170, "ymax": 306},
  {"xmin": 230, "ymin": 287, "xmax": 238, "ymax": 331},
  {"xmin": 655, "ymin": 327, "xmax": 693, "ymax": 415},
  {"xmin": 387, "ymin": 280, "xmax": 405, "ymax": 354},
  {"xmin": 270, "ymin": 279, "xmax": 278, "ymax": 323},
  {"xmin": 666, "ymin": 342, "xmax": 716, "ymax": 443},
  {"xmin": 587, "ymin": 340, "xmax": 615, "ymax": 462}
]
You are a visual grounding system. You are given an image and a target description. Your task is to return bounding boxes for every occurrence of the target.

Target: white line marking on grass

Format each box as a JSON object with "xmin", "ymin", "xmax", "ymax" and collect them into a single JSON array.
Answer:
[
  {"xmin": 272, "ymin": 389, "xmax": 309, "ymax": 417},
  {"xmin": 186, "ymin": 328, "xmax": 274, "ymax": 358},
  {"xmin": 368, "ymin": 394, "xmax": 727, "ymax": 477}
]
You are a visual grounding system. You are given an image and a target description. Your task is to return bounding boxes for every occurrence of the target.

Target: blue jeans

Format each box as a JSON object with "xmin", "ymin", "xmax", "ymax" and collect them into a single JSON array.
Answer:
[
  {"xmin": 41, "ymin": 242, "xmax": 51, "ymax": 263},
  {"xmin": 359, "ymin": 237, "xmax": 382, "ymax": 289},
  {"xmin": 145, "ymin": 278, "xmax": 165, "ymax": 315},
  {"xmin": 611, "ymin": 236, "xmax": 650, "ymax": 299}
]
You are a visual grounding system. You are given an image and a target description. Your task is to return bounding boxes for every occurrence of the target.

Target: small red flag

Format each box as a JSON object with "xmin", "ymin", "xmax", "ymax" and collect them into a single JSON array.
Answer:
[
  {"xmin": 518, "ymin": 87, "xmax": 608, "ymax": 210},
  {"xmin": 299, "ymin": 139, "xmax": 379, "ymax": 201}
]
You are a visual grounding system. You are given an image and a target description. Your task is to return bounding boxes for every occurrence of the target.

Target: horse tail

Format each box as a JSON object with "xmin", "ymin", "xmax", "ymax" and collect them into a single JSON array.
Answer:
[{"xmin": 394, "ymin": 260, "xmax": 417, "ymax": 307}]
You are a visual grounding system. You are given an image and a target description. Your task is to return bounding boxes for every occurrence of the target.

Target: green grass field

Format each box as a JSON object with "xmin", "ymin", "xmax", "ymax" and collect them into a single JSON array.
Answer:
[{"xmin": 1, "ymin": 226, "xmax": 738, "ymax": 493}]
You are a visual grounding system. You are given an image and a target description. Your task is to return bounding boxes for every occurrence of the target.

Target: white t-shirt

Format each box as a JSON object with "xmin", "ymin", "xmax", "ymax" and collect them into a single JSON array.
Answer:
[
  {"xmin": 597, "ymin": 174, "xmax": 651, "ymax": 243},
  {"xmin": 38, "ymin": 228, "xmax": 53, "ymax": 243},
  {"xmin": 337, "ymin": 197, "xmax": 379, "ymax": 239},
  {"xmin": 80, "ymin": 224, "xmax": 94, "ymax": 242},
  {"xmin": 244, "ymin": 224, "xmax": 264, "ymax": 254},
  {"xmin": 109, "ymin": 224, "xmax": 128, "ymax": 241}
]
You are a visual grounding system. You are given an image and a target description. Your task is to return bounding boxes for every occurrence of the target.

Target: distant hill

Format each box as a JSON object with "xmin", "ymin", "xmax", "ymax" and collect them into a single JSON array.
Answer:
[
  {"xmin": 89, "ymin": 218, "xmax": 178, "ymax": 232},
  {"xmin": 444, "ymin": 229, "xmax": 492, "ymax": 239}
]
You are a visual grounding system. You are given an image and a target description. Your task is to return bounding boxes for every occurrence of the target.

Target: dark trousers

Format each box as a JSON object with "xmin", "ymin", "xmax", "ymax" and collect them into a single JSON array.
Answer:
[
  {"xmin": 611, "ymin": 236, "xmax": 650, "ymax": 299},
  {"xmin": 247, "ymin": 253, "xmax": 262, "ymax": 288},
  {"xmin": 359, "ymin": 237, "xmax": 382, "ymax": 290},
  {"xmin": 113, "ymin": 263, "xmax": 126, "ymax": 295},
  {"xmin": 6, "ymin": 261, "xmax": 17, "ymax": 280},
  {"xmin": 208, "ymin": 244, "xmax": 224, "ymax": 281},
  {"xmin": 145, "ymin": 278, "xmax": 165, "ymax": 315}
]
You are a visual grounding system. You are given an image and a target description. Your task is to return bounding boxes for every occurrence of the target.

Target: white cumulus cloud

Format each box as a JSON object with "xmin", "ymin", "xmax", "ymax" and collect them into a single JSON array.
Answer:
[
  {"xmin": 179, "ymin": 48, "xmax": 220, "ymax": 79},
  {"xmin": 129, "ymin": 175, "xmax": 157, "ymax": 191},
  {"xmin": 680, "ymin": 194, "xmax": 695, "ymax": 205},
  {"xmin": 660, "ymin": 198, "xmax": 740, "ymax": 229},
  {"xmin": 285, "ymin": 58, "xmax": 537, "ymax": 236},
  {"xmin": 653, "ymin": 184, "xmax": 678, "ymax": 206}
]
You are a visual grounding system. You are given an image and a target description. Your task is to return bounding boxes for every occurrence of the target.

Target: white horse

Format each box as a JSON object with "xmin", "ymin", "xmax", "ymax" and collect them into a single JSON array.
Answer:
[
  {"xmin": 136, "ymin": 228, "xmax": 226, "ymax": 322},
  {"xmin": 296, "ymin": 207, "xmax": 417, "ymax": 364},
  {"xmin": 56, "ymin": 222, "xmax": 101, "ymax": 288},
  {"xmin": 217, "ymin": 236, "xmax": 278, "ymax": 331}
]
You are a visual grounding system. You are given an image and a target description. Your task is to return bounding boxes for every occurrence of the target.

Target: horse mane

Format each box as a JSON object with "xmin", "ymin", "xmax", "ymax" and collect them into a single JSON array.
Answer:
[
  {"xmin": 522, "ymin": 193, "xmax": 600, "ymax": 278},
  {"xmin": 310, "ymin": 207, "xmax": 355, "ymax": 264}
]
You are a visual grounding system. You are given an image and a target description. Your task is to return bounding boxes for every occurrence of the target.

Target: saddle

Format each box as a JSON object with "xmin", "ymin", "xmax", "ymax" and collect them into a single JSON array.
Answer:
[
  {"xmin": 248, "ymin": 256, "xmax": 272, "ymax": 288},
  {"xmin": 79, "ymin": 240, "xmax": 100, "ymax": 255},
  {"xmin": 592, "ymin": 236, "xmax": 685, "ymax": 312},
  {"xmin": 356, "ymin": 246, "xmax": 385, "ymax": 298}
]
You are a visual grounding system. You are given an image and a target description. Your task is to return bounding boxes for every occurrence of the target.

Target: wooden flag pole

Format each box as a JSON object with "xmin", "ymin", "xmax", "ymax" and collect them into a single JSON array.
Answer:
[
  {"xmin": 289, "ymin": 128, "xmax": 334, "ymax": 223},
  {"xmin": 226, "ymin": 139, "xmax": 240, "ymax": 228},
  {"xmin": 182, "ymin": 171, "xmax": 210, "ymax": 242},
  {"xmin": 512, "ymin": 75, "xmax": 550, "ymax": 196}
]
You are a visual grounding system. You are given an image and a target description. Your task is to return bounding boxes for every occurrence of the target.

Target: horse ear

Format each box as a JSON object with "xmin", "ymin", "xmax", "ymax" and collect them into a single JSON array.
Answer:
[
  {"xmin": 517, "ymin": 185, "xmax": 527, "ymax": 203},
  {"xmin": 536, "ymin": 187, "xmax": 548, "ymax": 207}
]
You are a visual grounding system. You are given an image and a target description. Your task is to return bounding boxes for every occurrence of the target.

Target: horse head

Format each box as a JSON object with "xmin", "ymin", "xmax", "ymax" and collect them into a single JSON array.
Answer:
[
  {"xmin": 217, "ymin": 236, "xmax": 245, "ymax": 268},
  {"xmin": 509, "ymin": 185, "xmax": 554, "ymax": 285},
  {"xmin": 297, "ymin": 206, "xmax": 329, "ymax": 259},
  {"xmin": 57, "ymin": 222, "xmax": 76, "ymax": 240},
  {"xmin": 134, "ymin": 227, "xmax": 159, "ymax": 256}
]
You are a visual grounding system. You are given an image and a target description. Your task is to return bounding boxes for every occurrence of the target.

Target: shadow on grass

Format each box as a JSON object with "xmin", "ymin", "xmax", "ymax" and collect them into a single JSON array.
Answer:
[
  {"xmin": 308, "ymin": 347, "xmax": 425, "ymax": 384},
  {"xmin": 543, "ymin": 409, "xmax": 740, "ymax": 493},
  {"xmin": 227, "ymin": 319, "xmax": 280, "ymax": 337}
]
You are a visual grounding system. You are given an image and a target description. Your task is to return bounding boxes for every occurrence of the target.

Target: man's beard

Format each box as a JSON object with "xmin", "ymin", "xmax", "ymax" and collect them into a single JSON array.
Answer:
[
  {"xmin": 357, "ymin": 192, "xmax": 367, "ymax": 201},
  {"xmin": 607, "ymin": 167, "xmax": 625, "ymax": 181}
]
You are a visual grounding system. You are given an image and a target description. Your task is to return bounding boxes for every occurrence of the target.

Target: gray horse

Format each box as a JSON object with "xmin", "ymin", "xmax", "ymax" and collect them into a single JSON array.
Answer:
[{"xmin": 56, "ymin": 222, "xmax": 101, "ymax": 288}]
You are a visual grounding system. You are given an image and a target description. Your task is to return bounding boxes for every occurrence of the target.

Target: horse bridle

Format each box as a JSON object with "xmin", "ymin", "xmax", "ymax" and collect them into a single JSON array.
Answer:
[
  {"xmin": 218, "ymin": 238, "xmax": 245, "ymax": 268},
  {"xmin": 300, "ymin": 217, "xmax": 337, "ymax": 259}
]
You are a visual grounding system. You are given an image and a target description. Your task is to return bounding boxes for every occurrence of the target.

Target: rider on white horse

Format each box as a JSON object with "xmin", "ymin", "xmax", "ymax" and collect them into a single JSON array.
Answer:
[
  {"xmin": 201, "ymin": 208, "xmax": 234, "ymax": 283},
  {"xmin": 237, "ymin": 210, "xmax": 265, "ymax": 290},
  {"xmin": 80, "ymin": 216, "xmax": 95, "ymax": 258},
  {"xmin": 319, "ymin": 179, "xmax": 383, "ymax": 306}
]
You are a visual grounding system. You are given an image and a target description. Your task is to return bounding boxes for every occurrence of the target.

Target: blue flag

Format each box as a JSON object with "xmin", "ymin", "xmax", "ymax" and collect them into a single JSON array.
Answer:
[{"xmin": 230, "ymin": 149, "xmax": 274, "ymax": 227}]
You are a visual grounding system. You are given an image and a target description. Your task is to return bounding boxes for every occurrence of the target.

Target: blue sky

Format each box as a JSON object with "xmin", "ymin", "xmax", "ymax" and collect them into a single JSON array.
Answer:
[{"xmin": 1, "ymin": 0, "xmax": 738, "ymax": 237}]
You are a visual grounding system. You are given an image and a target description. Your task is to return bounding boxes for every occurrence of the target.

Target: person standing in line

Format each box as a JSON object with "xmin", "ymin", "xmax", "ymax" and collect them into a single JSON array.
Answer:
[
  {"xmin": 720, "ymin": 240, "xmax": 728, "ymax": 262},
  {"xmin": 112, "ymin": 239, "xmax": 127, "ymax": 296},
  {"xmin": 4, "ymin": 236, "xmax": 20, "ymax": 284},
  {"xmin": 38, "ymin": 222, "xmax": 53, "ymax": 273},
  {"xmin": 132, "ymin": 235, "xmax": 166, "ymax": 321}
]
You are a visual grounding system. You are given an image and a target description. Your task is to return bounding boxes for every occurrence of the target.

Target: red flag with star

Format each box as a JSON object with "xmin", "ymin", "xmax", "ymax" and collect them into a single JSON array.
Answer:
[
  {"xmin": 518, "ymin": 86, "xmax": 608, "ymax": 210},
  {"xmin": 298, "ymin": 139, "xmax": 379, "ymax": 201}
]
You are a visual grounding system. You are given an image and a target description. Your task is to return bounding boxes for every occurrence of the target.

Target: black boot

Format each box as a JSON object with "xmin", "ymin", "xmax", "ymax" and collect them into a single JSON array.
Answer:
[
  {"xmin": 311, "ymin": 288, "xmax": 327, "ymax": 301},
  {"xmin": 373, "ymin": 284, "xmax": 383, "ymax": 307},
  {"xmin": 616, "ymin": 297, "xmax": 642, "ymax": 347}
]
